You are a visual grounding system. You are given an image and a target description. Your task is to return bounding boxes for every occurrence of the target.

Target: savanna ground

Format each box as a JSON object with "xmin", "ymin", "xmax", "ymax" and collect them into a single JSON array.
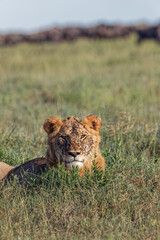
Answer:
[{"xmin": 0, "ymin": 35, "xmax": 160, "ymax": 240}]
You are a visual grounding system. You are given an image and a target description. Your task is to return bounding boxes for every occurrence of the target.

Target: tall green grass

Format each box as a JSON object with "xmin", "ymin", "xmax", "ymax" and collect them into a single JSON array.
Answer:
[{"xmin": 0, "ymin": 35, "xmax": 160, "ymax": 239}]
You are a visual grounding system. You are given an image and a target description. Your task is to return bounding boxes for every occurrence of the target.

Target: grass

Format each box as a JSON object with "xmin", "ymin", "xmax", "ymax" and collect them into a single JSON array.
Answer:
[{"xmin": 0, "ymin": 34, "xmax": 160, "ymax": 239}]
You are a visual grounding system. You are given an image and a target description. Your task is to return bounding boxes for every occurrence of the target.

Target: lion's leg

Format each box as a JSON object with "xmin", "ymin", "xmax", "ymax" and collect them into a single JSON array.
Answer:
[
  {"xmin": 79, "ymin": 154, "xmax": 105, "ymax": 176},
  {"xmin": 95, "ymin": 155, "xmax": 106, "ymax": 172},
  {"xmin": 0, "ymin": 162, "xmax": 15, "ymax": 181}
]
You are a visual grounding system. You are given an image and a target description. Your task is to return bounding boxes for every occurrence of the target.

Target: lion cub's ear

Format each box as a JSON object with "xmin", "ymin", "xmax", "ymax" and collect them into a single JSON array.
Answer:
[
  {"xmin": 82, "ymin": 115, "xmax": 102, "ymax": 134},
  {"xmin": 43, "ymin": 117, "xmax": 63, "ymax": 137}
]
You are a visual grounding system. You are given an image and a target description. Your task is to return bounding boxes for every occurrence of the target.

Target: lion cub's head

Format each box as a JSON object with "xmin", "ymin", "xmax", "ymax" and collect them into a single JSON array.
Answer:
[{"xmin": 43, "ymin": 115, "xmax": 102, "ymax": 170}]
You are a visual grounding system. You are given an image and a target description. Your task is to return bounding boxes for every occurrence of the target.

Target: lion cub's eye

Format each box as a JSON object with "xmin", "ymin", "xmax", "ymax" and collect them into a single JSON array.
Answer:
[
  {"xmin": 81, "ymin": 134, "xmax": 87, "ymax": 140},
  {"xmin": 58, "ymin": 136, "xmax": 66, "ymax": 144}
]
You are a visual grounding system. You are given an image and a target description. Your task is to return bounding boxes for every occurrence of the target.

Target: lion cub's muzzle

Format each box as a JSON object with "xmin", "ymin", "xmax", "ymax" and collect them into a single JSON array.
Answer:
[
  {"xmin": 65, "ymin": 151, "xmax": 84, "ymax": 169},
  {"xmin": 68, "ymin": 151, "xmax": 81, "ymax": 158}
]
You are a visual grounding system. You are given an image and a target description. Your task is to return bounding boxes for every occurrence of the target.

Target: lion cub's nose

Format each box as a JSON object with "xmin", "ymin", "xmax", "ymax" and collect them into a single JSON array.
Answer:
[{"xmin": 68, "ymin": 151, "xmax": 81, "ymax": 157}]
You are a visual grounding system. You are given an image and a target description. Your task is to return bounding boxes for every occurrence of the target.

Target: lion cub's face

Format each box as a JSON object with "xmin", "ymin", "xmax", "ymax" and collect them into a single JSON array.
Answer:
[{"xmin": 44, "ymin": 115, "xmax": 102, "ymax": 169}]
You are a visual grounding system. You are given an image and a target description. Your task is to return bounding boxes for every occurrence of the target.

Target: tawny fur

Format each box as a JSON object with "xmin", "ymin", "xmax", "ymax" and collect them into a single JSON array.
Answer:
[
  {"xmin": 0, "ymin": 162, "xmax": 15, "ymax": 181},
  {"xmin": 0, "ymin": 115, "xmax": 105, "ymax": 181}
]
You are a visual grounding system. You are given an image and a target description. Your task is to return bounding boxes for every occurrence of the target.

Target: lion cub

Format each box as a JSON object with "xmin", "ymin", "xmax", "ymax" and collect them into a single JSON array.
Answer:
[
  {"xmin": 44, "ymin": 114, "xmax": 105, "ymax": 175},
  {"xmin": 0, "ymin": 115, "xmax": 105, "ymax": 181}
]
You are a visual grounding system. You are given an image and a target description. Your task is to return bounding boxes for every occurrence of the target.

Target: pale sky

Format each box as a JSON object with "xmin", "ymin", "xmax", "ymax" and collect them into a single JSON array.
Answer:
[{"xmin": 0, "ymin": 0, "xmax": 160, "ymax": 33}]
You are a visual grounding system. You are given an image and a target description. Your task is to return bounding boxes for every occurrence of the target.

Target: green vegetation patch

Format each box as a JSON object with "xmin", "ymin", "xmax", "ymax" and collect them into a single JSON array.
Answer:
[{"xmin": 0, "ymin": 35, "xmax": 160, "ymax": 239}]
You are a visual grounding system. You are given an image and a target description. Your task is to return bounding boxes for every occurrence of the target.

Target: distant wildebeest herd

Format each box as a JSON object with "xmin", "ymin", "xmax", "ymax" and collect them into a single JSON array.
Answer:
[{"xmin": 0, "ymin": 24, "xmax": 160, "ymax": 46}]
